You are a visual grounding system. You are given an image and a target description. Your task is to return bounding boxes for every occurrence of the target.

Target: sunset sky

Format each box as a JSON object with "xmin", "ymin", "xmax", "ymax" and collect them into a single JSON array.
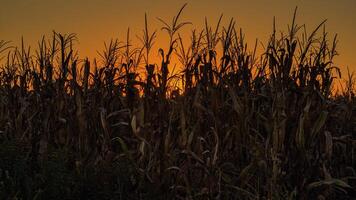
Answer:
[{"xmin": 1, "ymin": 0, "xmax": 355, "ymax": 74}]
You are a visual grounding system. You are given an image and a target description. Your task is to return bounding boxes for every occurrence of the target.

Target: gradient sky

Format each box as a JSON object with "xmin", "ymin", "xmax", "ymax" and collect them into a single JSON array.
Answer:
[{"xmin": 1, "ymin": 0, "xmax": 355, "ymax": 74}]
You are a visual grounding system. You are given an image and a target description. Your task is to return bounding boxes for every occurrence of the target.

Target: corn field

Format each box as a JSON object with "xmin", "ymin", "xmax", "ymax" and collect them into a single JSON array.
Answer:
[{"xmin": 0, "ymin": 5, "xmax": 355, "ymax": 200}]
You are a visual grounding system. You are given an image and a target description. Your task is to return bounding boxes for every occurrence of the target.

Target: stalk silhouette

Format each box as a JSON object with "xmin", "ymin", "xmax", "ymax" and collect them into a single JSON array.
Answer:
[{"xmin": 0, "ymin": 5, "xmax": 355, "ymax": 200}]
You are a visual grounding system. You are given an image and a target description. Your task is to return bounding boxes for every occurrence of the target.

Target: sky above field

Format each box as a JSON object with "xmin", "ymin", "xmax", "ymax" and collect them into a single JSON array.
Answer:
[{"xmin": 1, "ymin": 0, "xmax": 356, "ymax": 74}]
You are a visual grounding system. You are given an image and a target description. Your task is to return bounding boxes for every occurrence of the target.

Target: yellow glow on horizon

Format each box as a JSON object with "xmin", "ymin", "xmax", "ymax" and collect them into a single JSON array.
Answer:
[{"xmin": 1, "ymin": 0, "xmax": 355, "ymax": 78}]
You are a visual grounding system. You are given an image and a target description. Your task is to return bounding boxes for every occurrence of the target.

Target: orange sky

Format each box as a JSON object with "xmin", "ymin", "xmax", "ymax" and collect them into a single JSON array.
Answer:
[{"xmin": 1, "ymin": 0, "xmax": 356, "ymax": 76}]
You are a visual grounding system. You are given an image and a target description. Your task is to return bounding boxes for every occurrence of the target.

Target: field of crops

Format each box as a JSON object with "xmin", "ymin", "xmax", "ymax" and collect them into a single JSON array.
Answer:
[{"xmin": 0, "ymin": 5, "xmax": 355, "ymax": 199}]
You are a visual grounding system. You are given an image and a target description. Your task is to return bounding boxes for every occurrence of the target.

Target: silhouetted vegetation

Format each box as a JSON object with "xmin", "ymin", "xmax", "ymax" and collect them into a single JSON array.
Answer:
[{"xmin": 0, "ymin": 5, "xmax": 355, "ymax": 200}]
